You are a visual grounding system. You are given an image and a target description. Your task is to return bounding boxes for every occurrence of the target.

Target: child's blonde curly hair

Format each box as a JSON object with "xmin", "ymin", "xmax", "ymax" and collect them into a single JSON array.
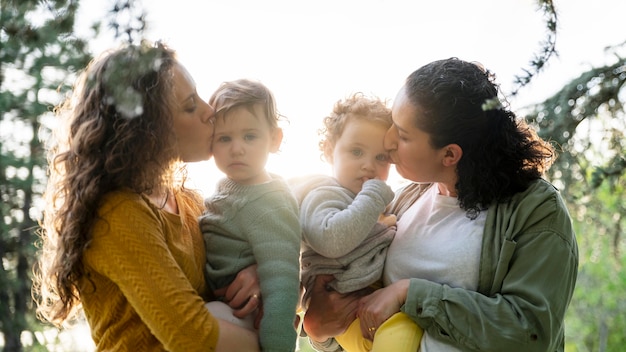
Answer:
[{"xmin": 318, "ymin": 92, "xmax": 392, "ymax": 162}]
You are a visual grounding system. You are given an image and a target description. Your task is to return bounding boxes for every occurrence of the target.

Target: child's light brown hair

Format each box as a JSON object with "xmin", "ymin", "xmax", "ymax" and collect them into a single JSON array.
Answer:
[
  {"xmin": 209, "ymin": 78, "xmax": 283, "ymax": 129},
  {"xmin": 318, "ymin": 92, "xmax": 392, "ymax": 161}
]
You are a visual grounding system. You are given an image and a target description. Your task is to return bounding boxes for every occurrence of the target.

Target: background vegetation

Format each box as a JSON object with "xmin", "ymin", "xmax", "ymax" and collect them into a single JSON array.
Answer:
[{"xmin": 1, "ymin": 0, "xmax": 624, "ymax": 351}]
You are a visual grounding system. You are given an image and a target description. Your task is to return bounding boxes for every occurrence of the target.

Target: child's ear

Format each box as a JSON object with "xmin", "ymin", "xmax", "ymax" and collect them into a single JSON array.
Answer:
[{"xmin": 270, "ymin": 128, "xmax": 284, "ymax": 153}]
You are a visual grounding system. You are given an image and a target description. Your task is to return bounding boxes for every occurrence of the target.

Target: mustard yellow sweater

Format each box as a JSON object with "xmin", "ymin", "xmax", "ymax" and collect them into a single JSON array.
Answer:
[{"xmin": 79, "ymin": 190, "xmax": 219, "ymax": 351}]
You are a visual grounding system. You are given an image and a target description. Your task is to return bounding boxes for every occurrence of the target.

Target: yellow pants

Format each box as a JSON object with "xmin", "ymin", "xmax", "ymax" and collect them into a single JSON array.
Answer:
[{"xmin": 335, "ymin": 312, "xmax": 423, "ymax": 352}]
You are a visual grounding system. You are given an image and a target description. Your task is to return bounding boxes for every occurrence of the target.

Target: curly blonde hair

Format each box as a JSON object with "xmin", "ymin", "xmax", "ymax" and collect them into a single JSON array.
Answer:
[
  {"xmin": 318, "ymin": 92, "xmax": 392, "ymax": 161},
  {"xmin": 34, "ymin": 41, "xmax": 187, "ymax": 326}
]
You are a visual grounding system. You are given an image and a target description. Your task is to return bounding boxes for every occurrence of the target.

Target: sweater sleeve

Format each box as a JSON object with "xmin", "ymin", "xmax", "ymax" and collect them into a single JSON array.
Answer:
[
  {"xmin": 244, "ymin": 190, "xmax": 302, "ymax": 352},
  {"xmin": 300, "ymin": 179, "xmax": 394, "ymax": 258},
  {"xmin": 85, "ymin": 194, "xmax": 220, "ymax": 351}
]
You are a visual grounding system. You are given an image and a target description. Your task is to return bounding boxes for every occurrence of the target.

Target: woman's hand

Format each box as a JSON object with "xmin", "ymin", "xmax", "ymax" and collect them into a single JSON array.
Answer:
[
  {"xmin": 357, "ymin": 279, "xmax": 410, "ymax": 340},
  {"xmin": 213, "ymin": 264, "xmax": 262, "ymax": 327},
  {"xmin": 303, "ymin": 275, "xmax": 364, "ymax": 343}
]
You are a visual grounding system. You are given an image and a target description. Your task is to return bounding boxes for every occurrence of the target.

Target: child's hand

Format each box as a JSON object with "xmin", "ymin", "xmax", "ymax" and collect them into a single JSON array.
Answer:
[{"xmin": 378, "ymin": 213, "xmax": 397, "ymax": 227}]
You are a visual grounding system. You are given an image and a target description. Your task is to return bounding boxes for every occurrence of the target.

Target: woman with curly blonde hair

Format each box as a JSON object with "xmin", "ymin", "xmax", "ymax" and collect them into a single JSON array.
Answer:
[{"xmin": 34, "ymin": 41, "xmax": 260, "ymax": 351}]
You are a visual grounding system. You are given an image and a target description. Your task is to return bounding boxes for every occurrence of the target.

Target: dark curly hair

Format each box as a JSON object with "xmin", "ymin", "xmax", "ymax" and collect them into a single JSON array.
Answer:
[
  {"xmin": 35, "ymin": 41, "xmax": 184, "ymax": 326},
  {"xmin": 404, "ymin": 58, "xmax": 556, "ymax": 217}
]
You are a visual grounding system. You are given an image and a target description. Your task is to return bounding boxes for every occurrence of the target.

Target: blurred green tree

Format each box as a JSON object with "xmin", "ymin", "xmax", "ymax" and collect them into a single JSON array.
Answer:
[
  {"xmin": 1, "ymin": 1, "xmax": 92, "ymax": 350},
  {"xmin": 525, "ymin": 45, "xmax": 626, "ymax": 351},
  {"xmin": 0, "ymin": 0, "xmax": 145, "ymax": 350}
]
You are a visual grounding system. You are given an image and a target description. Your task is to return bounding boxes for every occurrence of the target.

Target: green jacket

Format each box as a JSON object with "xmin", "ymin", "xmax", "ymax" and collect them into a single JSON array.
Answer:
[{"xmin": 391, "ymin": 179, "xmax": 578, "ymax": 351}]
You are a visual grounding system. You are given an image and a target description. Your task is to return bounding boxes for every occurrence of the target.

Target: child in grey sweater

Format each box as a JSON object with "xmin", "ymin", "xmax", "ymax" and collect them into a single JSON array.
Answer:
[{"xmin": 290, "ymin": 93, "xmax": 422, "ymax": 352}]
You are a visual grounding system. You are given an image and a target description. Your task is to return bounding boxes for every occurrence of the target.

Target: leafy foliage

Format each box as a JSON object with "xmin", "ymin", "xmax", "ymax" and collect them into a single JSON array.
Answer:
[
  {"xmin": 523, "ymin": 44, "xmax": 626, "ymax": 351},
  {"xmin": 108, "ymin": 0, "xmax": 147, "ymax": 44},
  {"xmin": 509, "ymin": 0, "xmax": 559, "ymax": 97},
  {"xmin": 1, "ymin": 0, "xmax": 147, "ymax": 349},
  {"xmin": 526, "ymin": 54, "xmax": 626, "ymax": 193},
  {"xmin": 1, "ymin": 1, "xmax": 93, "ymax": 350},
  {"xmin": 563, "ymin": 179, "xmax": 626, "ymax": 351}
]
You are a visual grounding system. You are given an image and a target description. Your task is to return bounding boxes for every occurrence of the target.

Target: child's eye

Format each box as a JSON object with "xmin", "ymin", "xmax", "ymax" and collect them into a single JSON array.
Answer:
[
  {"xmin": 244, "ymin": 134, "xmax": 257, "ymax": 141},
  {"xmin": 217, "ymin": 136, "xmax": 231, "ymax": 143},
  {"xmin": 376, "ymin": 153, "xmax": 389, "ymax": 162},
  {"xmin": 351, "ymin": 149, "xmax": 363, "ymax": 157}
]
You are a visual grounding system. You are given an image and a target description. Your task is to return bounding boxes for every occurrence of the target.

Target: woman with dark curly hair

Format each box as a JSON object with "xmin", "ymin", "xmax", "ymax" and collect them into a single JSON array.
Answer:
[
  {"xmin": 302, "ymin": 58, "xmax": 578, "ymax": 352},
  {"xmin": 34, "ymin": 41, "xmax": 260, "ymax": 351}
]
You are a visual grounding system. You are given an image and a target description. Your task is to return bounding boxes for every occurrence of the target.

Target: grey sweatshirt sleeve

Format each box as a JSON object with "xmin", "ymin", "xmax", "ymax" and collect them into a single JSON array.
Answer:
[{"xmin": 300, "ymin": 179, "xmax": 394, "ymax": 258}]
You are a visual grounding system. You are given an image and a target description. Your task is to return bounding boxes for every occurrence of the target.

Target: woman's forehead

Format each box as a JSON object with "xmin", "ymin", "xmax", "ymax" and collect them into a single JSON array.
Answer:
[{"xmin": 172, "ymin": 64, "xmax": 196, "ymax": 101}]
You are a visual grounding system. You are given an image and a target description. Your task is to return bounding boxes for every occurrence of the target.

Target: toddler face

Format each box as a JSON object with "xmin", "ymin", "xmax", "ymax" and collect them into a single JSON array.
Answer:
[
  {"xmin": 328, "ymin": 119, "xmax": 391, "ymax": 195},
  {"xmin": 212, "ymin": 104, "xmax": 281, "ymax": 185}
]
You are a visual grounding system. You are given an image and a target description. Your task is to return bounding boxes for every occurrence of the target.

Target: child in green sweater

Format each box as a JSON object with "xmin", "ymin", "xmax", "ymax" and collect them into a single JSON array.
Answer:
[{"xmin": 199, "ymin": 79, "xmax": 301, "ymax": 352}]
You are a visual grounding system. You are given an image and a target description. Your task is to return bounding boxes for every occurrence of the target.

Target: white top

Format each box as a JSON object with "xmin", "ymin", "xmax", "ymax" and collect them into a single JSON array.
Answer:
[{"xmin": 383, "ymin": 184, "xmax": 486, "ymax": 351}]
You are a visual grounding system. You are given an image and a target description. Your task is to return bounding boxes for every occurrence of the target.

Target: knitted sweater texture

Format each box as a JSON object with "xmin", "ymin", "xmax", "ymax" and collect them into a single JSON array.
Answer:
[
  {"xmin": 200, "ymin": 174, "xmax": 301, "ymax": 352},
  {"xmin": 80, "ymin": 189, "xmax": 219, "ymax": 352}
]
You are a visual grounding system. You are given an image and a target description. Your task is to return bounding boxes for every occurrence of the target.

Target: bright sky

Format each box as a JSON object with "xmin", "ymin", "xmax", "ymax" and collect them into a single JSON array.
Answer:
[{"xmin": 78, "ymin": 0, "xmax": 626, "ymax": 196}]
